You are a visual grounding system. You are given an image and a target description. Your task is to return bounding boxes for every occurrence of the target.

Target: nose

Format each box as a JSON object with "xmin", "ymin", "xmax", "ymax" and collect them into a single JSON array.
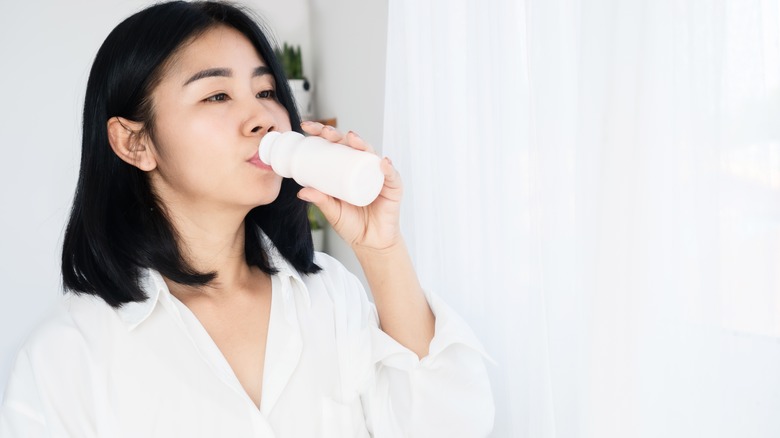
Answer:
[{"xmin": 241, "ymin": 102, "xmax": 277, "ymax": 137}]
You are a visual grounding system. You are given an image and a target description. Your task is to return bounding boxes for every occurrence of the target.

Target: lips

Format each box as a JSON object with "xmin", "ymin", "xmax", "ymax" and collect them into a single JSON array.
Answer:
[{"xmin": 248, "ymin": 151, "xmax": 272, "ymax": 170}]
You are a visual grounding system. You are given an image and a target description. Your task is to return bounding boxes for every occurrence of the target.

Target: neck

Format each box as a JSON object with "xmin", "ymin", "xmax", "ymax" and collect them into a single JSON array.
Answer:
[{"xmin": 163, "ymin": 200, "xmax": 256, "ymax": 297}]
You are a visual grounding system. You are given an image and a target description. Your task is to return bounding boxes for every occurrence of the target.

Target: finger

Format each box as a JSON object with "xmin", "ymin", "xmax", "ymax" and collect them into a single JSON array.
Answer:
[
  {"xmin": 379, "ymin": 157, "xmax": 403, "ymax": 199},
  {"xmin": 298, "ymin": 187, "xmax": 343, "ymax": 226},
  {"xmin": 319, "ymin": 125, "xmax": 345, "ymax": 143},
  {"xmin": 300, "ymin": 120, "xmax": 325, "ymax": 135},
  {"xmin": 300, "ymin": 122, "xmax": 347, "ymax": 144},
  {"xmin": 381, "ymin": 157, "xmax": 400, "ymax": 186},
  {"xmin": 345, "ymin": 131, "xmax": 375, "ymax": 154}
]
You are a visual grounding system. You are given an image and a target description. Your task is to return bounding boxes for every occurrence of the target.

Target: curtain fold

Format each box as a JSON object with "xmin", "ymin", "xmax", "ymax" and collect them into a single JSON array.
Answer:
[{"xmin": 383, "ymin": 0, "xmax": 780, "ymax": 437}]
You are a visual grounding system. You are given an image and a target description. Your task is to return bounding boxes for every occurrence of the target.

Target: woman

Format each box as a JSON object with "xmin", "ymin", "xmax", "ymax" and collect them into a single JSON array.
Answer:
[{"xmin": 0, "ymin": 2, "xmax": 493, "ymax": 436}]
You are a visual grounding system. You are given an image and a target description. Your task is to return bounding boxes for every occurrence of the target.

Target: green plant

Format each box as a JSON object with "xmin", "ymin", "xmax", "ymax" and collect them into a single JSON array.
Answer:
[
  {"xmin": 308, "ymin": 204, "xmax": 324, "ymax": 231},
  {"xmin": 274, "ymin": 42, "xmax": 304, "ymax": 79}
]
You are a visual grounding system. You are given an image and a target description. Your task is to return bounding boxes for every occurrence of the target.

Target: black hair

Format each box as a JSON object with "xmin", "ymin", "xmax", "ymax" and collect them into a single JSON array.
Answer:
[{"xmin": 61, "ymin": 1, "xmax": 319, "ymax": 308}]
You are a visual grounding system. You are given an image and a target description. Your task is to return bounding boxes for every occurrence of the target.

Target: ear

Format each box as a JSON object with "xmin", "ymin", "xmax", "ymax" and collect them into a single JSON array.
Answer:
[{"xmin": 107, "ymin": 117, "xmax": 157, "ymax": 171}]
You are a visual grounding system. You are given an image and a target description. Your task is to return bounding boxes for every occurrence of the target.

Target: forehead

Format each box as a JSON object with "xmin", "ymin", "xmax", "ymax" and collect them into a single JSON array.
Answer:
[{"xmin": 166, "ymin": 25, "xmax": 267, "ymax": 79}]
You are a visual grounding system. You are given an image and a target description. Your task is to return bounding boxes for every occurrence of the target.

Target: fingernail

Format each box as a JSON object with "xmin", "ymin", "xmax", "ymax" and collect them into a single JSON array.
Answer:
[
  {"xmin": 300, "ymin": 120, "xmax": 314, "ymax": 126},
  {"xmin": 297, "ymin": 192, "xmax": 311, "ymax": 202}
]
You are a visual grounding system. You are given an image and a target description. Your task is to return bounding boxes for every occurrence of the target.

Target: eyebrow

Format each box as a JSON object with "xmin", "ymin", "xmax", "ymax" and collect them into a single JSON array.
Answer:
[{"xmin": 183, "ymin": 66, "xmax": 273, "ymax": 86}]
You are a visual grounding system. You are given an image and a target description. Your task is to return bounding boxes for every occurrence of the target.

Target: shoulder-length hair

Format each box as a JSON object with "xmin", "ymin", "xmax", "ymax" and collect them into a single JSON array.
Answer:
[{"xmin": 62, "ymin": 1, "xmax": 319, "ymax": 308}]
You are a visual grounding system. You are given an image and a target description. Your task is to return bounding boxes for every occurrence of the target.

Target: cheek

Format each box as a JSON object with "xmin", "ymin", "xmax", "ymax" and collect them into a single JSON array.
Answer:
[
  {"xmin": 151, "ymin": 129, "xmax": 226, "ymax": 189},
  {"xmin": 271, "ymin": 105, "xmax": 293, "ymax": 131},
  {"xmin": 154, "ymin": 110, "xmax": 227, "ymax": 162}
]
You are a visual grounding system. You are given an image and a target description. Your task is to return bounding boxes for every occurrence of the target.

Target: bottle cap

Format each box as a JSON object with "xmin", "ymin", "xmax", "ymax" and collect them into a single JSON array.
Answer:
[{"xmin": 258, "ymin": 131, "xmax": 282, "ymax": 165}]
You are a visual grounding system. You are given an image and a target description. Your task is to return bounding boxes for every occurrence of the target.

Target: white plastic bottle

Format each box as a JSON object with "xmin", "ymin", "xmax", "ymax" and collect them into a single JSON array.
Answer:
[{"xmin": 258, "ymin": 131, "xmax": 384, "ymax": 207}]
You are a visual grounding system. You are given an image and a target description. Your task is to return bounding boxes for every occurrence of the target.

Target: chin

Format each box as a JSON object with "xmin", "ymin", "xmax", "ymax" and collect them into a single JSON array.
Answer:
[
  {"xmin": 248, "ymin": 188, "xmax": 283, "ymax": 207},
  {"xmin": 241, "ymin": 177, "xmax": 283, "ymax": 205}
]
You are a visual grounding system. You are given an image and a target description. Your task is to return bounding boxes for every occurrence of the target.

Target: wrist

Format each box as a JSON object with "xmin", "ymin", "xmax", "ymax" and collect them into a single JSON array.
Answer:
[{"xmin": 352, "ymin": 236, "xmax": 406, "ymax": 260}]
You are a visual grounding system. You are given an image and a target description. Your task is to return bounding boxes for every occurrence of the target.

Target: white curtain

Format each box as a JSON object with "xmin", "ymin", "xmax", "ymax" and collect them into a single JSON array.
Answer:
[{"xmin": 383, "ymin": 1, "xmax": 780, "ymax": 437}]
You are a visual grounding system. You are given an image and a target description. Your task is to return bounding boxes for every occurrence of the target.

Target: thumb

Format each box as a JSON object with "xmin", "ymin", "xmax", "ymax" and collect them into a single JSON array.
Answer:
[{"xmin": 298, "ymin": 188, "xmax": 342, "ymax": 225}]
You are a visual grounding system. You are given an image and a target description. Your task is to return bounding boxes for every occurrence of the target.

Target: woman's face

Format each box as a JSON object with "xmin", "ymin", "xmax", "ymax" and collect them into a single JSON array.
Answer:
[{"xmin": 145, "ymin": 25, "xmax": 289, "ymax": 213}]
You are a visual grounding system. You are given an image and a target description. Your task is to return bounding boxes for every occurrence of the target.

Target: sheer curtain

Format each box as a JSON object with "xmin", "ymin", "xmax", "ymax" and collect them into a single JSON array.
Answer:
[{"xmin": 382, "ymin": 1, "xmax": 780, "ymax": 437}]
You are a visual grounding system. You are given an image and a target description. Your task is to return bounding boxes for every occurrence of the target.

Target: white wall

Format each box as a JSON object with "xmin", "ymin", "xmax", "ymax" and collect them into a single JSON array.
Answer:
[
  {"xmin": 308, "ymin": 0, "xmax": 389, "ymax": 290},
  {"xmin": 250, "ymin": 0, "xmax": 314, "ymax": 85},
  {"xmin": 0, "ymin": 0, "xmax": 151, "ymax": 401},
  {"xmin": 0, "ymin": 0, "xmax": 388, "ymax": 399}
]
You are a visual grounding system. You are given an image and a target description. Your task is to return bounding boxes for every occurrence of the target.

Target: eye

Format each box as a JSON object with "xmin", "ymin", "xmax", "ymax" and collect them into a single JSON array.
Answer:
[
  {"xmin": 257, "ymin": 90, "xmax": 276, "ymax": 99},
  {"xmin": 205, "ymin": 93, "xmax": 229, "ymax": 102}
]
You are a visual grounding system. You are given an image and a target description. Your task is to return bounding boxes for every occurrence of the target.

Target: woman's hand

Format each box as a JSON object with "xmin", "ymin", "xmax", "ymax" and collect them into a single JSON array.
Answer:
[
  {"xmin": 297, "ymin": 121, "xmax": 403, "ymax": 252},
  {"xmin": 298, "ymin": 122, "xmax": 434, "ymax": 358}
]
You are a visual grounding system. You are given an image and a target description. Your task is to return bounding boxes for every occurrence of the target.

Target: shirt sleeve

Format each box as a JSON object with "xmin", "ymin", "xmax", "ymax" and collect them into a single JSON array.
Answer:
[
  {"xmin": 0, "ymin": 350, "xmax": 49, "ymax": 438},
  {"xmin": 362, "ymin": 289, "xmax": 495, "ymax": 438},
  {"xmin": 0, "ymin": 309, "xmax": 99, "ymax": 438},
  {"xmin": 317, "ymin": 254, "xmax": 495, "ymax": 438}
]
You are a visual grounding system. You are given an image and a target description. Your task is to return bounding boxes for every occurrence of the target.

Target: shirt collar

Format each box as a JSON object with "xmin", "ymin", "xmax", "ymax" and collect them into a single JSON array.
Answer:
[
  {"xmin": 259, "ymin": 232, "xmax": 307, "ymax": 293},
  {"xmin": 116, "ymin": 233, "xmax": 311, "ymax": 330},
  {"xmin": 112, "ymin": 268, "xmax": 165, "ymax": 331}
]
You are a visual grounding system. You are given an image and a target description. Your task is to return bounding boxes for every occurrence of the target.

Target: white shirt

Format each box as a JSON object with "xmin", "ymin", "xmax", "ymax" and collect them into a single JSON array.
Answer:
[{"xmin": 0, "ymin": 241, "xmax": 494, "ymax": 437}]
